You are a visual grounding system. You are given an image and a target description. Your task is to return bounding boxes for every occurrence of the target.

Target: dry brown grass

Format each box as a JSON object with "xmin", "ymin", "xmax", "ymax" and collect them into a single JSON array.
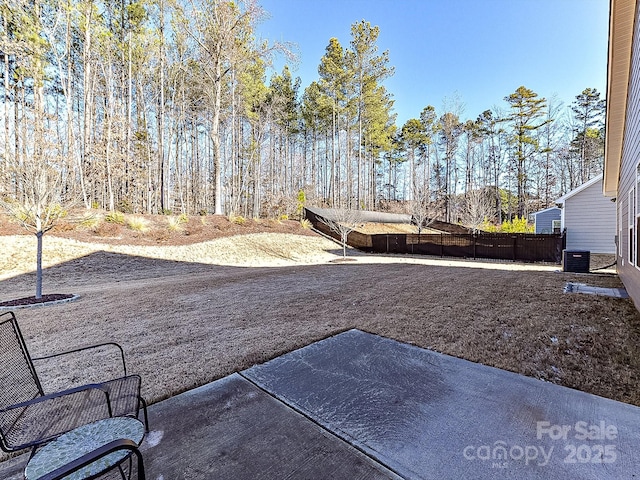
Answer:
[{"xmin": 1, "ymin": 213, "xmax": 639, "ymax": 414}]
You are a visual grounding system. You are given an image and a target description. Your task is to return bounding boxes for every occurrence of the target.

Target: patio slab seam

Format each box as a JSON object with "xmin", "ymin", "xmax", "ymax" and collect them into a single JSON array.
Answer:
[{"xmin": 237, "ymin": 370, "xmax": 406, "ymax": 479}]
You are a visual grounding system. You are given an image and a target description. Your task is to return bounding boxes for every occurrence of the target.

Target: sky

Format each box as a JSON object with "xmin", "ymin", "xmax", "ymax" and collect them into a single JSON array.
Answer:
[{"xmin": 255, "ymin": 0, "xmax": 609, "ymax": 127}]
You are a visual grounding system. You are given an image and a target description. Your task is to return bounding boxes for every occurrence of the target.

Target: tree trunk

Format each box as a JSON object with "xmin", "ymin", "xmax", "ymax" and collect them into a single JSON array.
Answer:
[
  {"xmin": 81, "ymin": 0, "xmax": 94, "ymax": 208},
  {"xmin": 211, "ymin": 57, "xmax": 223, "ymax": 215},
  {"xmin": 3, "ymin": 16, "xmax": 10, "ymax": 189},
  {"xmin": 35, "ymin": 231, "xmax": 43, "ymax": 299}
]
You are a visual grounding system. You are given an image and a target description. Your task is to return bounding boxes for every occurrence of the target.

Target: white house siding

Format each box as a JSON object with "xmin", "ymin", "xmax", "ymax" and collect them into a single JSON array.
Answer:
[
  {"xmin": 563, "ymin": 178, "xmax": 617, "ymax": 254},
  {"xmin": 618, "ymin": 0, "xmax": 640, "ymax": 305}
]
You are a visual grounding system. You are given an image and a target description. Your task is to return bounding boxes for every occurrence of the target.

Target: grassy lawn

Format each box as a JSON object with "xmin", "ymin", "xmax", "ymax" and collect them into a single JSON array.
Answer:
[{"xmin": 2, "ymin": 235, "xmax": 639, "ymax": 411}]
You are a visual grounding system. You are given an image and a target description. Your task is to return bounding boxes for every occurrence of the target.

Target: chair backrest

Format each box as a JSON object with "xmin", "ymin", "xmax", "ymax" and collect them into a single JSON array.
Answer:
[
  {"xmin": 0, "ymin": 311, "xmax": 44, "ymax": 449},
  {"xmin": 0, "ymin": 311, "xmax": 44, "ymax": 408}
]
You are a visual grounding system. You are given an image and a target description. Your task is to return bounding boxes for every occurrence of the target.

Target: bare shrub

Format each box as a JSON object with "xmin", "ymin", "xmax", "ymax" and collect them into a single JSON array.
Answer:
[{"xmin": 93, "ymin": 221, "xmax": 123, "ymax": 237}]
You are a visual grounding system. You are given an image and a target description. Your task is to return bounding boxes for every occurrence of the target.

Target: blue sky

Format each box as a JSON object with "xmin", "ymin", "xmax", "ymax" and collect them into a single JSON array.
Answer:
[{"xmin": 256, "ymin": 0, "xmax": 609, "ymax": 126}]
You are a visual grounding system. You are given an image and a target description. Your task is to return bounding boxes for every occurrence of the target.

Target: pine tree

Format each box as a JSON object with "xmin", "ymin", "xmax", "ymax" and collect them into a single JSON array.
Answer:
[
  {"xmin": 361, "ymin": 82, "xmax": 395, "ymax": 207},
  {"xmin": 301, "ymin": 80, "xmax": 332, "ymax": 200},
  {"xmin": 236, "ymin": 56, "xmax": 268, "ymax": 217},
  {"xmin": 266, "ymin": 65, "xmax": 301, "ymax": 208},
  {"xmin": 477, "ymin": 108, "xmax": 508, "ymax": 221},
  {"xmin": 571, "ymin": 87, "xmax": 605, "ymax": 183},
  {"xmin": 347, "ymin": 20, "xmax": 394, "ymax": 208},
  {"xmin": 318, "ymin": 37, "xmax": 349, "ymax": 206},
  {"xmin": 437, "ymin": 111, "xmax": 462, "ymax": 222},
  {"xmin": 504, "ymin": 86, "xmax": 549, "ymax": 217},
  {"xmin": 400, "ymin": 117, "xmax": 428, "ymax": 200}
]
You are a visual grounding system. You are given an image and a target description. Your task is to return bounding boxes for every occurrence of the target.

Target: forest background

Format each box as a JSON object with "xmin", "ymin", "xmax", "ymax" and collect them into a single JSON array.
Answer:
[{"xmin": 0, "ymin": 0, "xmax": 606, "ymax": 227}]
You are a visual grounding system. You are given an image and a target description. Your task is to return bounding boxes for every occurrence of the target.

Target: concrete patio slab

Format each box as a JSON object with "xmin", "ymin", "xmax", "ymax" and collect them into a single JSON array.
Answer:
[
  {"xmin": 141, "ymin": 373, "xmax": 400, "ymax": 479},
  {"xmin": 3, "ymin": 329, "xmax": 640, "ymax": 479},
  {"xmin": 0, "ymin": 373, "xmax": 399, "ymax": 480},
  {"xmin": 243, "ymin": 329, "xmax": 640, "ymax": 479}
]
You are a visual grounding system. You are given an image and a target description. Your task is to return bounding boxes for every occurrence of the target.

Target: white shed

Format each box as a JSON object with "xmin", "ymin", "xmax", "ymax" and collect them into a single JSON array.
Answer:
[{"xmin": 555, "ymin": 174, "xmax": 617, "ymax": 254}]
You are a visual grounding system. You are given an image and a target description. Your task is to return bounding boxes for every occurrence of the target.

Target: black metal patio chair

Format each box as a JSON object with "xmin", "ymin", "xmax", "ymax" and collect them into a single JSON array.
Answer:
[
  {"xmin": 24, "ymin": 416, "xmax": 146, "ymax": 480},
  {"xmin": 0, "ymin": 310, "xmax": 148, "ymax": 456}
]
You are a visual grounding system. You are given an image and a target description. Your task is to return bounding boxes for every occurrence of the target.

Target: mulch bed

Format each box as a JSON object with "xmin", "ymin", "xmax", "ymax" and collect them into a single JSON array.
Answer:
[{"xmin": 0, "ymin": 293, "xmax": 75, "ymax": 307}]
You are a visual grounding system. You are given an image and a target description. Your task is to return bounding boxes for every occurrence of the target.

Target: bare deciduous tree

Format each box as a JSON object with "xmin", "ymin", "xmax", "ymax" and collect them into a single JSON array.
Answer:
[
  {"xmin": 458, "ymin": 188, "xmax": 494, "ymax": 233},
  {"xmin": 410, "ymin": 181, "xmax": 441, "ymax": 234},
  {"xmin": 1, "ymin": 155, "xmax": 66, "ymax": 299},
  {"xmin": 319, "ymin": 207, "xmax": 363, "ymax": 258}
]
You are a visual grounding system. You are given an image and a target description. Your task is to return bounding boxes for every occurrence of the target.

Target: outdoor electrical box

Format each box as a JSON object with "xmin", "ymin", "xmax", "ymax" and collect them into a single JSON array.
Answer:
[{"xmin": 563, "ymin": 250, "xmax": 590, "ymax": 273}]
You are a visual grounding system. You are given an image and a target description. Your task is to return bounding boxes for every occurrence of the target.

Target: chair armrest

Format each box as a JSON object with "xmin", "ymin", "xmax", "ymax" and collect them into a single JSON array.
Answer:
[
  {"xmin": 33, "ymin": 342, "xmax": 128, "ymax": 377},
  {"xmin": 34, "ymin": 438, "xmax": 145, "ymax": 480},
  {"xmin": 0, "ymin": 385, "xmax": 113, "ymax": 451},
  {"xmin": 0, "ymin": 384, "xmax": 113, "ymax": 415}
]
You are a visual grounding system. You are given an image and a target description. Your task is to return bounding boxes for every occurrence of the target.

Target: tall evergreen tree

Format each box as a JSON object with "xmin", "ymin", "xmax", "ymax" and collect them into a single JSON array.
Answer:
[
  {"xmin": 361, "ymin": 82, "xmax": 395, "ymax": 207},
  {"xmin": 504, "ymin": 86, "xmax": 548, "ymax": 217},
  {"xmin": 301, "ymin": 80, "xmax": 332, "ymax": 200},
  {"xmin": 477, "ymin": 109, "xmax": 506, "ymax": 222},
  {"xmin": 318, "ymin": 37, "xmax": 349, "ymax": 206},
  {"xmin": 535, "ymin": 97, "xmax": 563, "ymax": 208},
  {"xmin": 400, "ymin": 117, "xmax": 427, "ymax": 200},
  {"xmin": 418, "ymin": 105, "xmax": 437, "ymax": 195},
  {"xmin": 266, "ymin": 65, "xmax": 301, "ymax": 205},
  {"xmin": 570, "ymin": 87, "xmax": 605, "ymax": 183},
  {"xmin": 347, "ymin": 20, "xmax": 393, "ymax": 208},
  {"xmin": 437, "ymin": 111, "xmax": 462, "ymax": 222}
]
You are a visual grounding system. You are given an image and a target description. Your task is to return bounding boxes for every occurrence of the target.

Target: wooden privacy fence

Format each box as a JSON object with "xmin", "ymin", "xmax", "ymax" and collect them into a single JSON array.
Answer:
[
  {"xmin": 353, "ymin": 232, "xmax": 565, "ymax": 263},
  {"xmin": 306, "ymin": 209, "xmax": 565, "ymax": 263}
]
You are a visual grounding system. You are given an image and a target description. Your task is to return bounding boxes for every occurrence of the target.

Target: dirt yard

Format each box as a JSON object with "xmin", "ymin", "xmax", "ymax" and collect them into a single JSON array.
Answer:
[{"xmin": 1, "ymin": 212, "xmax": 639, "ymax": 416}]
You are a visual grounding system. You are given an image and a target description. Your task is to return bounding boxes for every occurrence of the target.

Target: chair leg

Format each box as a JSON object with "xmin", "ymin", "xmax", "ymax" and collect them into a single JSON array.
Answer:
[
  {"xmin": 117, "ymin": 456, "xmax": 135, "ymax": 480},
  {"xmin": 132, "ymin": 448, "xmax": 146, "ymax": 480},
  {"xmin": 138, "ymin": 396, "xmax": 149, "ymax": 432},
  {"xmin": 117, "ymin": 462, "xmax": 127, "ymax": 480}
]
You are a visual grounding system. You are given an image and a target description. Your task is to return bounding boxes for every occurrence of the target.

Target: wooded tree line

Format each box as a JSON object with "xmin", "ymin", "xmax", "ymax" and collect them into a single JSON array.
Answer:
[
  {"xmin": 0, "ymin": 0, "xmax": 605, "ymax": 224},
  {"xmin": 398, "ymin": 86, "xmax": 605, "ymax": 224}
]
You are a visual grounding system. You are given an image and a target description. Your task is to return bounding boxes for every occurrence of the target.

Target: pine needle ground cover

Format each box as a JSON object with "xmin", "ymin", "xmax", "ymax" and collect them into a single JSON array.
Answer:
[{"xmin": 1, "ymin": 218, "xmax": 638, "ymax": 414}]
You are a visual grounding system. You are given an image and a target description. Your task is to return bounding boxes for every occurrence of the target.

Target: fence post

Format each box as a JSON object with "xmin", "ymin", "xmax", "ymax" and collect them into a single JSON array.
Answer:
[
  {"xmin": 473, "ymin": 233, "xmax": 477, "ymax": 259},
  {"xmin": 440, "ymin": 233, "xmax": 444, "ymax": 257},
  {"xmin": 513, "ymin": 235, "xmax": 517, "ymax": 261}
]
